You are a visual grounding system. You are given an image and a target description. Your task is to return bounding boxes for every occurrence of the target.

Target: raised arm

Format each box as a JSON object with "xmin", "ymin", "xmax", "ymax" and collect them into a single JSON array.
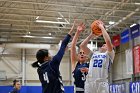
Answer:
[
  {"xmin": 80, "ymin": 32, "xmax": 95, "ymax": 55},
  {"xmin": 98, "ymin": 22, "xmax": 113, "ymax": 52},
  {"xmin": 71, "ymin": 23, "xmax": 85, "ymax": 71},
  {"xmin": 50, "ymin": 22, "xmax": 76, "ymax": 70},
  {"xmin": 68, "ymin": 21, "xmax": 76, "ymax": 36}
]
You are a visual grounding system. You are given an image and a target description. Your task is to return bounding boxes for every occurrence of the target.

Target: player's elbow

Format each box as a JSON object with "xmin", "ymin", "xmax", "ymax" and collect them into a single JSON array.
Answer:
[
  {"xmin": 106, "ymin": 42, "xmax": 114, "ymax": 52},
  {"xmin": 71, "ymin": 45, "xmax": 75, "ymax": 49},
  {"xmin": 71, "ymin": 42, "xmax": 76, "ymax": 47},
  {"xmin": 80, "ymin": 43, "xmax": 85, "ymax": 50}
]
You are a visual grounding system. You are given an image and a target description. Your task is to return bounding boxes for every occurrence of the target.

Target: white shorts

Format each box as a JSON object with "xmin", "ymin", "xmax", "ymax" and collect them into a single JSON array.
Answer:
[{"xmin": 84, "ymin": 78, "xmax": 109, "ymax": 93}]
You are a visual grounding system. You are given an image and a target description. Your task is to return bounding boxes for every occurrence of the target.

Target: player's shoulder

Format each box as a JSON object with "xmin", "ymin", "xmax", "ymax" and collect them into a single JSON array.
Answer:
[
  {"xmin": 41, "ymin": 61, "xmax": 50, "ymax": 67},
  {"xmin": 76, "ymin": 61, "xmax": 81, "ymax": 66},
  {"xmin": 106, "ymin": 50, "xmax": 115, "ymax": 55},
  {"xmin": 37, "ymin": 62, "xmax": 50, "ymax": 71},
  {"xmin": 84, "ymin": 61, "xmax": 89, "ymax": 65}
]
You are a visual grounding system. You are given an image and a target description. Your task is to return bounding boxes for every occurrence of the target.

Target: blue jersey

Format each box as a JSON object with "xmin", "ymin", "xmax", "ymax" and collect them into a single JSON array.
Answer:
[
  {"xmin": 37, "ymin": 34, "xmax": 71, "ymax": 93},
  {"xmin": 73, "ymin": 62, "xmax": 89, "ymax": 89}
]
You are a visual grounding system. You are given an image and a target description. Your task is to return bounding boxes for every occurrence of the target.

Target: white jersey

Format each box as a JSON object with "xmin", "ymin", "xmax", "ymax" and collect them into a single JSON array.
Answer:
[{"xmin": 87, "ymin": 50, "xmax": 115, "ymax": 80}]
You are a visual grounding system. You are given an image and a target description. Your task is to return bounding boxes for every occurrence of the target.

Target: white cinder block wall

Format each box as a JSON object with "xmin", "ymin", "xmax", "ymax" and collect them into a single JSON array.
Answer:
[{"xmin": 0, "ymin": 47, "xmax": 72, "ymax": 86}]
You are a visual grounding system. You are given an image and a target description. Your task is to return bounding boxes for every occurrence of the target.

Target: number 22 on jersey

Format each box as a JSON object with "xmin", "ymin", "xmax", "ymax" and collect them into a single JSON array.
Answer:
[{"xmin": 93, "ymin": 59, "xmax": 103, "ymax": 68}]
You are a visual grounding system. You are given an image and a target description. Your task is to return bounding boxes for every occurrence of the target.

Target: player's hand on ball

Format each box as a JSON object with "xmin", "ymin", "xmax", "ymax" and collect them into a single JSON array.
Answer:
[
  {"xmin": 91, "ymin": 20, "xmax": 103, "ymax": 36},
  {"xmin": 97, "ymin": 21, "xmax": 105, "ymax": 30}
]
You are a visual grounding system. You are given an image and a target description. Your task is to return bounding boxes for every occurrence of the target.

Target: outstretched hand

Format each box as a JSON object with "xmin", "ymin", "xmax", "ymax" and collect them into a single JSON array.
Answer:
[
  {"xmin": 77, "ymin": 23, "xmax": 85, "ymax": 32},
  {"xmin": 68, "ymin": 20, "xmax": 76, "ymax": 35},
  {"xmin": 70, "ymin": 20, "xmax": 76, "ymax": 31}
]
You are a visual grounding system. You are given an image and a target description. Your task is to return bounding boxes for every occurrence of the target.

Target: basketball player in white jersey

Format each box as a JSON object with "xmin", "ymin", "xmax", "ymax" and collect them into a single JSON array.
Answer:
[{"xmin": 80, "ymin": 21, "xmax": 115, "ymax": 93}]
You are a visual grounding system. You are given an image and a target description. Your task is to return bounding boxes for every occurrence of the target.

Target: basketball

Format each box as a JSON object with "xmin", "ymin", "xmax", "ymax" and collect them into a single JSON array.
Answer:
[{"xmin": 91, "ymin": 20, "xmax": 103, "ymax": 35}]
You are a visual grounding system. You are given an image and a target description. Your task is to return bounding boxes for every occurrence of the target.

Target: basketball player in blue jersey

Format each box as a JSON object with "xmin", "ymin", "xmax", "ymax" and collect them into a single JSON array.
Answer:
[
  {"xmin": 80, "ymin": 21, "xmax": 115, "ymax": 93},
  {"xmin": 31, "ymin": 22, "xmax": 75, "ymax": 93},
  {"xmin": 71, "ymin": 23, "xmax": 89, "ymax": 93}
]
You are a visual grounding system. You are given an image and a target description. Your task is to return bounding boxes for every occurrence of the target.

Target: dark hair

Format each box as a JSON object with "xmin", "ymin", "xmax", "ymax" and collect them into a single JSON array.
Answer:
[
  {"xmin": 32, "ymin": 49, "xmax": 49, "ymax": 68},
  {"xmin": 13, "ymin": 80, "xmax": 19, "ymax": 86}
]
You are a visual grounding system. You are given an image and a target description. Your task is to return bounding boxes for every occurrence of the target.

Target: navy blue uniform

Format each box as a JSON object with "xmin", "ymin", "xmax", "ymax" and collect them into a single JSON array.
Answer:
[
  {"xmin": 9, "ymin": 88, "xmax": 20, "ymax": 93},
  {"xmin": 73, "ymin": 62, "xmax": 89, "ymax": 93},
  {"xmin": 37, "ymin": 34, "xmax": 71, "ymax": 93}
]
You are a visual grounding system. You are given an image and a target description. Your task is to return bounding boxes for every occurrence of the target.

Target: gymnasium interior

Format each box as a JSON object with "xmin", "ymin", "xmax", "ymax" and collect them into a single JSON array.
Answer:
[{"xmin": 0, "ymin": 0, "xmax": 140, "ymax": 93}]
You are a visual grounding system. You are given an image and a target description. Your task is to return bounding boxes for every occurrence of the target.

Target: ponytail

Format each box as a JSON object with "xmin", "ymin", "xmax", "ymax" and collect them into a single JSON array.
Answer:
[
  {"xmin": 31, "ymin": 61, "xmax": 40, "ymax": 68},
  {"xmin": 32, "ymin": 60, "xmax": 44, "ymax": 68}
]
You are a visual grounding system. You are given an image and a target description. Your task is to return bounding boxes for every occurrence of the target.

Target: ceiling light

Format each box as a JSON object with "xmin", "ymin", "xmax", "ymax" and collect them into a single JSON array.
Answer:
[
  {"xmin": 28, "ymin": 32, "xmax": 31, "ymax": 34},
  {"xmin": 42, "ymin": 37, "xmax": 53, "ymax": 39},
  {"xmin": 36, "ymin": 20, "xmax": 70, "ymax": 24},
  {"xmin": 135, "ymin": 3, "xmax": 140, "ymax": 5},
  {"xmin": 57, "ymin": 17, "xmax": 62, "ymax": 19},
  {"xmin": 130, "ymin": 23, "xmax": 136, "ymax": 27},
  {"xmin": 23, "ymin": 35, "xmax": 34, "ymax": 38},
  {"xmin": 36, "ymin": 16, "xmax": 39, "ymax": 19},
  {"xmin": 109, "ymin": 21, "xmax": 115, "ymax": 25},
  {"xmin": 22, "ymin": 35, "xmax": 54, "ymax": 39},
  {"xmin": 48, "ymin": 33, "xmax": 52, "ymax": 36}
]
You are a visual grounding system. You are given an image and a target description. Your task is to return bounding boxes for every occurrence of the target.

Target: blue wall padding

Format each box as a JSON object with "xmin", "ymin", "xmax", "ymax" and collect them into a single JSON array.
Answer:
[{"xmin": 0, "ymin": 86, "xmax": 74, "ymax": 93}]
